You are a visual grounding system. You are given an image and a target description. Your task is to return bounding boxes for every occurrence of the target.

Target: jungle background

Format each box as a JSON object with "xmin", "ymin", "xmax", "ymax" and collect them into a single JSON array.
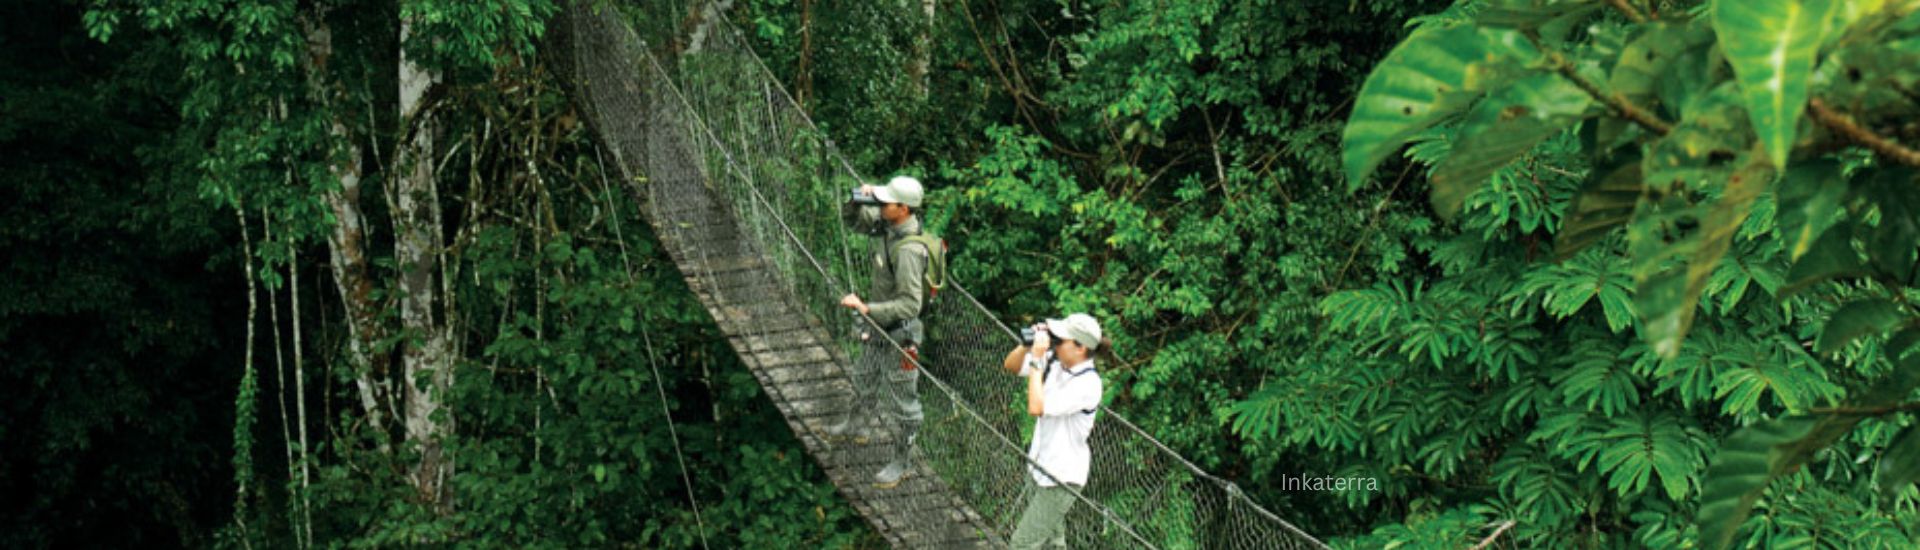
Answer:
[{"xmin": 6, "ymin": 0, "xmax": 1920, "ymax": 547}]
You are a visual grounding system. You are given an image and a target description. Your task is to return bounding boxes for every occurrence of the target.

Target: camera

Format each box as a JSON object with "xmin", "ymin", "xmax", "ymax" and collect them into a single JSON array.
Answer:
[
  {"xmin": 1019, "ymin": 327, "xmax": 1052, "ymax": 346},
  {"xmin": 849, "ymin": 187, "xmax": 883, "ymax": 205}
]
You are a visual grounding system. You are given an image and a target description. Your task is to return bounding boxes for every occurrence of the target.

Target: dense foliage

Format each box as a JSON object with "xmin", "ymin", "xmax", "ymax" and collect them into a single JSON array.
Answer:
[
  {"xmin": 14, "ymin": 0, "xmax": 1920, "ymax": 547},
  {"xmin": 9, "ymin": 0, "xmax": 873, "ymax": 547},
  {"xmin": 1334, "ymin": 0, "xmax": 1920, "ymax": 547},
  {"xmin": 2, "ymin": 4, "xmax": 242, "ymax": 546},
  {"xmin": 747, "ymin": 0, "xmax": 1920, "ymax": 547}
]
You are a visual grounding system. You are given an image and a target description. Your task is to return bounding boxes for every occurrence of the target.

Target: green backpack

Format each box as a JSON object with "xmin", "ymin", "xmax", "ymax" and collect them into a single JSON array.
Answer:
[{"xmin": 891, "ymin": 233, "xmax": 949, "ymax": 300}]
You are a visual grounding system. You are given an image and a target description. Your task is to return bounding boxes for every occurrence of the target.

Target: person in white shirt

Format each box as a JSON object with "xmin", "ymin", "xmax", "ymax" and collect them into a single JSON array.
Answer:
[{"xmin": 998, "ymin": 313, "xmax": 1105, "ymax": 549}]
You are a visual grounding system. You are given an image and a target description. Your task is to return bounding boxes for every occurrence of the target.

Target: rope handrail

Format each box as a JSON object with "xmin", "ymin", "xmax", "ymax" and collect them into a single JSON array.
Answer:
[
  {"xmin": 638, "ymin": 45, "xmax": 1164, "ymax": 550},
  {"xmin": 556, "ymin": 2, "xmax": 1329, "ymax": 547}
]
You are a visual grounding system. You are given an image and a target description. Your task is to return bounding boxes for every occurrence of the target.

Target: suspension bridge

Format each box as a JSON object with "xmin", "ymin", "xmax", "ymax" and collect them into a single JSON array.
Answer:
[{"xmin": 547, "ymin": 2, "xmax": 1327, "ymax": 547}]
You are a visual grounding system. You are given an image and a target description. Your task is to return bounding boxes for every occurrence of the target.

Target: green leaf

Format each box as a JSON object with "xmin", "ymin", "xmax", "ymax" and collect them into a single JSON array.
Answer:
[
  {"xmin": 1343, "ymin": 24, "xmax": 1538, "ymax": 190},
  {"xmin": 1612, "ymin": 20, "xmax": 1718, "ymax": 113},
  {"xmin": 1476, "ymin": 0, "xmax": 1604, "ymax": 38},
  {"xmin": 1815, "ymin": 298, "xmax": 1902, "ymax": 354},
  {"xmin": 1862, "ymin": 168, "xmax": 1920, "ymax": 282},
  {"xmin": 1774, "ymin": 159, "xmax": 1850, "ymax": 262},
  {"xmin": 1696, "ymin": 414, "xmax": 1861, "ymax": 550},
  {"xmin": 1698, "ymin": 328, "xmax": 1920, "ymax": 549},
  {"xmin": 1557, "ymin": 155, "xmax": 1644, "ymax": 261},
  {"xmin": 1781, "ymin": 221, "xmax": 1864, "ymax": 295},
  {"xmin": 1556, "ymin": 344, "xmax": 1643, "ymax": 416},
  {"xmin": 1635, "ymin": 156, "xmax": 1774, "ymax": 358},
  {"xmin": 1430, "ymin": 73, "xmax": 1596, "ymax": 218},
  {"xmin": 1876, "ymin": 422, "xmax": 1920, "ymax": 493},
  {"xmin": 1596, "ymin": 414, "xmax": 1703, "ymax": 500},
  {"xmin": 1712, "ymin": 0, "xmax": 1840, "ymax": 168}
]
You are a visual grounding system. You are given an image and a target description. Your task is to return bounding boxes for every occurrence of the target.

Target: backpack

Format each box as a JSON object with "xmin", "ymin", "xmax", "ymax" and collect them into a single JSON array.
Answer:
[{"xmin": 890, "ymin": 233, "xmax": 949, "ymax": 300}]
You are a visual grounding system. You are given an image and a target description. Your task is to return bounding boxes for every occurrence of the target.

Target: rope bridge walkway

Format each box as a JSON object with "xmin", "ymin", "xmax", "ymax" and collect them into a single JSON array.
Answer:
[{"xmin": 548, "ymin": 2, "xmax": 1327, "ymax": 548}]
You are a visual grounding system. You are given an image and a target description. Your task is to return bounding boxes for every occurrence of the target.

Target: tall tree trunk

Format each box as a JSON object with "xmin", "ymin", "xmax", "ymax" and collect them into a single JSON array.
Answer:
[
  {"xmin": 301, "ymin": 16, "xmax": 393, "ymax": 454},
  {"xmin": 906, "ymin": 0, "xmax": 936, "ymax": 97},
  {"xmin": 686, "ymin": 0, "xmax": 735, "ymax": 54},
  {"xmin": 396, "ymin": 17, "xmax": 453, "ymax": 510},
  {"xmin": 287, "ymin": 230, "xmax": 313, "ymax": 548},
  {"xmin": 261, "ymin": 208, "xmax": 301, "ymax": 546},
  {"xmin": 795, "ymin": 0, "xmax": 814, "ymax": 111},
  {"xmin": 232, "ymin": 206, "xmax": 260, "ymax": 550}
]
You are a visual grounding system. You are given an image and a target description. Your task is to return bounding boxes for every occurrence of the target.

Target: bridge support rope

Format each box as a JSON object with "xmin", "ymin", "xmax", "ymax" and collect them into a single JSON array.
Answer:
[{"xmin": 546, "ymin": 2, "xmax": 1329, "ymax": 548}]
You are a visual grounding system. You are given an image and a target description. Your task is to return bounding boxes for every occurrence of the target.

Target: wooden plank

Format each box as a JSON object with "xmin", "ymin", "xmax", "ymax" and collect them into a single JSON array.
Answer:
[
  {"xmin": 693, "ymin": 278, "xmax": 788, "ymax": 303},
  {"xmin": 687, "ymin": 263, "xmax": 783, "ymax": 288},
  {"xmin": 774, "ymin": 377, "xmax": 848, "ymax": 402},
  {"xmin": 703, "ymin": 273, "xmax": 794, "ymax": 299},
  {"xmin": 727, "ymin": 328, "xmax": 828, "ymax": 354},
  {"xmin": 747, "ymin": 346, "xmax": 836, "ymax": 369},
  {"xmin": 708, "ymin": 307, "xmax": 816, "ymax": 334},
  {"xmin": 783, "ymin": 395, "xmax": 843, "ymax": 419},
  {"xmin": 649, "ymin": 200, "xmax": 728, "ymax": 219},
  {"xmin": 760, "ymin": 360, "xmax": 842, "ymax": 386},
  {"xmin": 672, "ymin": 254, "xmax": 768, "ymax": 275}
]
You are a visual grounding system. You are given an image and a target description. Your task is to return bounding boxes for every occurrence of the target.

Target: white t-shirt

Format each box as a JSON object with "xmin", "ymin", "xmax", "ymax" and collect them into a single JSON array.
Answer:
[{"xmin": 1021, "ymin": 352, "xmax": 1102, "ymax": 487}]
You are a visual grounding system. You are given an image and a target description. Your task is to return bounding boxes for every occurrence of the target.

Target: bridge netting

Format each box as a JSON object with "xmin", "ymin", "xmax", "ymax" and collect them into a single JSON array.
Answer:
[{"xmin": 551, "ymin": 2, "xmax": 1327, "ymax": 548}]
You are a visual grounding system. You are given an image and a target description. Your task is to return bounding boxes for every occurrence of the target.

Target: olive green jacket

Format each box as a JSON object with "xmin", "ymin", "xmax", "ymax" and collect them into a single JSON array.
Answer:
[{"xmin": 844, "ymin": 205, "xmax": 930, "ymax": 344}]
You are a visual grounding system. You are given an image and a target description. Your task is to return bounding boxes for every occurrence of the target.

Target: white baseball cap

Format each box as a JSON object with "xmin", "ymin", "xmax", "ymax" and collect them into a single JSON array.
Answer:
[
  {"xmin": 1044, "ymin": 313, "xmax": 1103, "ymax": 351},
  {"xmin": 870, "ymin": 176, "xmax": 925, "ymax": 208}
]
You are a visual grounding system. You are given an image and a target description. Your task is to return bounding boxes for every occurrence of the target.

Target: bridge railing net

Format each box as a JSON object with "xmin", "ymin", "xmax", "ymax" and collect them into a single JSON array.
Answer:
[{"xmin": 560, "ymin": 2, "xmax": 1327, "ymax": 548}]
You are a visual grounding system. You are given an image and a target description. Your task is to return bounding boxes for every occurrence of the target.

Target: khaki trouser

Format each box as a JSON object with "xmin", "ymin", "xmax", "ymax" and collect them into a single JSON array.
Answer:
[
  {"xmin": 845, "ymin": 337, "xmax": 922, "ymax": 452},
  {"xmin": 1010, "ymin": 482, "xmax": 1079, "ymax": 549}
]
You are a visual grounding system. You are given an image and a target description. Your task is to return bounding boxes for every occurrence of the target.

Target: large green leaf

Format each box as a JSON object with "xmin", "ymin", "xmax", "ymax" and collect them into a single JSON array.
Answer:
[
  {"xmin": 1698, "ymin": 328, "xmax": 1920, "ymax": 549},
  {"xmin": 1862, "ymin": 168, "xmax": 1920, "ymax": 282},
  {"xmin": 1634, "ymin": 156, "xmax": 1774, "ymax": 358},
  {"xmin": 1695, "ymin": 413, "xmax": 1862, "ymax": 550},
  {"xmin": 1712, "ymin": 0, "xmax": 1840, "ymax": 168},
  {"xmin": 1342, "ymin": 24, "xmax": 1537, "ymax": 191},
  {"xmin": 1610, "ymin": 21, "xmax": 1717, "ymax": 115},
  {"xmin": 1599, "ymin": 21, "xmax": 1716, "ymax": 151},
  {"xmin": 1557, "ymin": 154, "xmax": 1644, "ymax": 261},
  {"xmin": 1815, "ymin": 298, "xmax": 1902, "ymax": 354},
  {"xmin": 1827, "ymin": 0, "xmax": 1891, "ymax": 50},
  {"xmin": 1476, "ymin": 0, "xmax": 1604, "ymax": 39},
  {"xmin": 1429, "ymin": 73, "xmax": 1596, "ymax": 218},
  {"xmin": 1774, "ymin": 159, "xmax": 1850, "ymax": 262},
  {"xmin": 1876, "ymin": 422, "xmax": 1920, "ymax": 492},
  {"xmin": 1781, "ymin": 220, "xmax": 1865, "ymax": 295}
]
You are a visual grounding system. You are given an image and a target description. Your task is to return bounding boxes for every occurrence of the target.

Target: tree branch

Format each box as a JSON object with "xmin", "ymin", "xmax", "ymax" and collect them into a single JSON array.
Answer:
[
  {"xmin": 1808, "ymin": 98, "xmax": 1920, "ymax": 167},
  {"xmin": 1604, "ymin": 0, "xmax": 1650, "ymax": 24},
  {"xmin": 1472, "ymin": 520, "xmax": 1518, "ymax": 550},
  {"xmin": 1550, "ymin": 52, "xmax": 1673, "ymax": 136},
  {"xmin": 1811, "ymin": 401, "xmax": 1920, "ymax": 416}
]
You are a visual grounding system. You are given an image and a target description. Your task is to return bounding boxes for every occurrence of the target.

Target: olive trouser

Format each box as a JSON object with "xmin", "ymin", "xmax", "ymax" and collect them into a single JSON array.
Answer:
[
  {"xmin": 1010, "ymin": 482, "xmax": 1079, "ymax": 549},
  {"xmin": 843, "ymin": 336, "xmax": 922, "ymax": 456}
]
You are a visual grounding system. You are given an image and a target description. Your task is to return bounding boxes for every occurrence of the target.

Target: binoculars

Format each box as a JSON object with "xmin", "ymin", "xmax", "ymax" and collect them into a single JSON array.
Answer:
[
  {"xmin": 848, "ymin": 187, "xmax": 883, "ymax": 205},
  {"xmin": 1019, "ymin": 327, "xmax": 1058, "ymax": 346}
]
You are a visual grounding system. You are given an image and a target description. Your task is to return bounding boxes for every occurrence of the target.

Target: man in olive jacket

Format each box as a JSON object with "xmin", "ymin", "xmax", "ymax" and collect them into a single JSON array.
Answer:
[{"xmin": 830, "ymin": 176, "xmax": 933, "ymax": 488}]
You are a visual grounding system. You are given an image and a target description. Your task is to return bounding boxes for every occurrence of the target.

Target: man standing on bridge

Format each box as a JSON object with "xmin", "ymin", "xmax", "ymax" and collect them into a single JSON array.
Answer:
[
  {"xmin": 1000, "ymin": 313, "xmax": 1105, "ymax": 549},
  {"xmin": 829, "ymin": 175, "xmax": 940, "ymax": 489}
]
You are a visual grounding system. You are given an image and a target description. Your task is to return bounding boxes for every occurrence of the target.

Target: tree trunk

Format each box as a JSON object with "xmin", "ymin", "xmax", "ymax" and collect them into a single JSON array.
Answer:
[
  {"xmin": 795, "ymin": 0, "xmax": 815, "ymax": 111},
  {"xmin": 301, "ymin": 15, "xmax": 393, "ymax": 454},
  {"xmin": 906, "ymin": 0, "xmax": 936, "ymax": 97},
  {"xmin": 396, "ymin": 17, "xmax": 453, "ymax": 510},
  {"xmin": 686, "ymin": 0, "xmax": 735, "ymax": 54}
]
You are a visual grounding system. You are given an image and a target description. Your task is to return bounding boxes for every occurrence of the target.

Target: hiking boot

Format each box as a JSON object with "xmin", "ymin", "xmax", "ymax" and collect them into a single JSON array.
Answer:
[
  {"xmin": 872, "ymin": 460, "xmax": 912, "ymax": 489},
  {"xmin": 820, "ymin": 418, "xmax": 870, "ymax": 446}
]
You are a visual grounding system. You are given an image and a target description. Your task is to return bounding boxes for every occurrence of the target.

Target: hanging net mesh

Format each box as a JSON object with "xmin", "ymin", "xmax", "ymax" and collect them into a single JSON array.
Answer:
[{"xmin": 547, "ymin": 2, "xmax": 1327, "ymax": 548}]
